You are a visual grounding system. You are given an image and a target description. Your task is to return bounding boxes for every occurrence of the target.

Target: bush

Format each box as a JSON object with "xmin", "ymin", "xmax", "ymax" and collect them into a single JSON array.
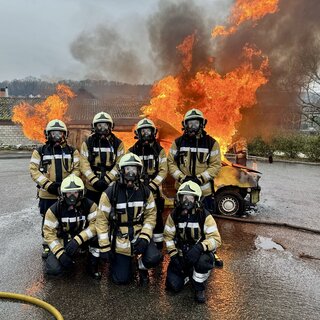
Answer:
[
  {"xmin": 271, "ymin": 134, "xmax": 304, "ymax": 159},
  {"xmin": 248, "ymin": 136, "xmax": 273, "ymax": 157},
  {"xmin": 304, "ymin": 134, "xmax": 320, "ymax": 161}
]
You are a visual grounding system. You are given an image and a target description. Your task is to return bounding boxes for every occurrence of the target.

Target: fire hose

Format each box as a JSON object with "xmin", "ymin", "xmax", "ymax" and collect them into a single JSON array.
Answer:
[
  {"xmin": 0, "ymin": 291, "xmax": 64, "ymax": 320},
  {"xmin": 211, "ymin": 214, "xmax": 320, "ymax": 235}
]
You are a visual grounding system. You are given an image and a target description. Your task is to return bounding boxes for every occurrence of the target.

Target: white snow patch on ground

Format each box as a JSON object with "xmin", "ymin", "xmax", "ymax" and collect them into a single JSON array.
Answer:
[{"xmin": 255, "ymin": 236, "xmax": 284, "ymax": 251}]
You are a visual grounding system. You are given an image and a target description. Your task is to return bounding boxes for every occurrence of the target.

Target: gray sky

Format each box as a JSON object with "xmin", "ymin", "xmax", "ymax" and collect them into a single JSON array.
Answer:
[{"xmin": 0, "ymin": 0, "xmax": 229, "ymax": 83}]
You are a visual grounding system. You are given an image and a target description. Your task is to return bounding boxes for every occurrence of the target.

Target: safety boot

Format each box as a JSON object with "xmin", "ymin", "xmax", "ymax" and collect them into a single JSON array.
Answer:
[
  {"xmin": 214, "ymin": 254, "xmax": 224, "ymax": 268},
  {"xmin": 139, "ymin": 269, "xmax": 149, "ymax": 286},
  {"xmin": 42, "ymin": 245, "xmax": 50, "ymax": 259},
  {"xmin": 86, "ymin": 256, "xmax": 102, "ymax": 280},
  {"xmin": 194, "ymin": 290, "xmax": 206, "ymax": 303}
]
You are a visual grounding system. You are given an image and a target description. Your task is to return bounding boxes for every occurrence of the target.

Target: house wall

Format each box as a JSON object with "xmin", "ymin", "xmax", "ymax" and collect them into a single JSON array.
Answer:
[{"xmin": 0, "ymin": 121, "xmax": 37, "ymax": 146}]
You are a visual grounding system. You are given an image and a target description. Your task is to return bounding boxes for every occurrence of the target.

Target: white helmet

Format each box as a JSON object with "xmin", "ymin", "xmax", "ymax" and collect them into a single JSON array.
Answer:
[{"xmin": 60, "ymin": 174, "xmax": 85, "ymax": 205}]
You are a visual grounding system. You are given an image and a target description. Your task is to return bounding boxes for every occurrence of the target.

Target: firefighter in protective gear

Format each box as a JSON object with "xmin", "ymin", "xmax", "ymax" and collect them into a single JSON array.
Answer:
[
  {"xmin": 167, "ymin": 108, "xmax": 221, "ymax": 213},
  {"xmin": 80, "ymin": 112, "xmax": 125, "ymax": 204},
  {"xmin": 95, "ymin": 153, "xmax": 161, "ymax": 285},
  {"xmin": 129, "ymin": 118, "xmax": 168, "ymax": 250},
  {"xmin": 43, "ymin": 174, "xmax": 99, "ymax": 277},
  {"xmin": 29, "ymin": 119, "xmax": 80, "ymax": 259},
  {"xmin": 164, "ymin": 181, "xmax": 221, "ymax": 303}
]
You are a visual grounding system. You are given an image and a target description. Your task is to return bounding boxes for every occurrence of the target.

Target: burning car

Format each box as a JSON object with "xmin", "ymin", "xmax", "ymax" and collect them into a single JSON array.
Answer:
[
  {"xmin": 214, "ymin": 160, "xmax": 261, "ymax": 216},
  {"xmin": 163, "ymin": 159, "xmax": 261, "ymax": 217}
]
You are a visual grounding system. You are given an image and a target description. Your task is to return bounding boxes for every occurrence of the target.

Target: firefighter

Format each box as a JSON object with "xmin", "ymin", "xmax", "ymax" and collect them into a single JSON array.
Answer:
[
  {"xmin": 164, "ymin": 181, "xmax": 222, "ymax": 303},
  {"xmin": 29, "ymin": 119, "xmax": 80, "ymax": 259},
  {"xmin": 167, "ymin": 108, "xmax": 221, "ymax": 213},
  {"xmin": 129, "ymin": 118, "xmax": 168, "ymax": 250},
  {"xmin": 43, "ymin": 174, "xmax": 98, "ymax": 277},
  {"xmin": 80, "ymin": 112, "xmax": 125, "ymax": 204},
  {"xmin": 95, "ymin": 153, "xmax": 161, "ymax": 285}
]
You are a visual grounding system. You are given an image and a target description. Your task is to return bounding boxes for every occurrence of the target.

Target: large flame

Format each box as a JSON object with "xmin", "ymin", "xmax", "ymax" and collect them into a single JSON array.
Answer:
[
  {"xmin": 12, "ymin": 84, "xmax": 75, "ymax": 143},
  {"xmin": 140, "ymin": 40, "xmax": 269, "ymax": 153},
  {"xmin": 212, "ymin": 0, "xmax": 279, "ymax": 37}
]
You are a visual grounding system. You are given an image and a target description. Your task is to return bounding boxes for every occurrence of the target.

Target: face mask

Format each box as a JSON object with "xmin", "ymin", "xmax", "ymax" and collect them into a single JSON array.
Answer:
[
  {"xmin": 180, "ymin": 194, "xmax": 196, "ymax": 211},
  {"xmin": 186, "ymin": 119, "xmax": 201, "ymax": 136},
  {"xmin": 95, "ymin": 122, "xmax": 110, "ymax": 136},
  {"xmin": 64, "ymin": 191, "xmax": 80, "ymax": 206},
  {"xmin": 140, "ymin": 128, "xmax": 154, "ymax": 143},
  {"xmin": 49, "ymin": 130, "xmax": 65, "ymax": 143},
  {"xmin": 123, "ymin": 166, "xmax": 139, "ymax": 188}
]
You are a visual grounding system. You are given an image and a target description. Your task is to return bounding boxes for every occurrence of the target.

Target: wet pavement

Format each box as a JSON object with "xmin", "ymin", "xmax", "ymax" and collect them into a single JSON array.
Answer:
[{"xmin": 0, "ymin": 158, "xmax": 320, "ymax": 320}]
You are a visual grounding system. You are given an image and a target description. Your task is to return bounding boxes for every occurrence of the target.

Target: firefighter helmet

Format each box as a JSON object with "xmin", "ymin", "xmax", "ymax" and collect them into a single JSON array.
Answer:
[
  {"xmin": 119, "ymin": 152, "xmax": 143, "ymax": 169},
  {"xmin": 44, "ymin": 119, "xmax": 68, "ymax": 141},
  {"xmin": 177, "ymin": 181, "xmax": 202, "ymax": 211},
  {"xmin": 135, "ymin": 118, "xmax": 157, "ymax": 143},
  {"xmin": 92, "ymin": 112, "xmax": 114, "ymax": 128},
  {"xmin": 60, "ymin": 174, "xmax": 85, "ymax": 206},
  {"xmin": 182, "ymin": 108, "xmax": 207, "ymax": 135},
  {"xmin": 177, "ymin": 181, "xmax": 202, "ymax": 199}
]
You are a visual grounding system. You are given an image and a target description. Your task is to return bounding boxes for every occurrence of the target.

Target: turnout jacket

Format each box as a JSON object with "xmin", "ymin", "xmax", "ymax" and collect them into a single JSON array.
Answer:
[
  {"xmin": 164, "ymin": 208, "xmax": 221, "ymax": 257},
  {"xmin": 29, "ymin": 142, "xmax": 80, "ymax": 199},
  {"xmin": 129, "ymin": 141, "xmax": 168, "ymax": 195},
  {"xmin": 43, "ymin": 198, "xmax": 97, "ymax": 259},
  {"xmin": 95, "ymin": 183, "xmax": 156, "ymax": 256},
  {"xmin": 80, "ymin": 133, "xmax": 125, "ymax": 192},
  {"xmin": 167, "ymin": 132, "xmax": 221, "ymax": 197}
]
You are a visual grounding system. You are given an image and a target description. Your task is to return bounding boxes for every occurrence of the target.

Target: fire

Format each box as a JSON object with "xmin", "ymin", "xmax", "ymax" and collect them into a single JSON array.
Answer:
[
  {"xmin": 141, "ymin": 41, "xmax": 269, "ymax": 153},
  {"xmin": 212, "ymin": 0, "xmax": 279, "ymax": 37},
  {"xmin": 12, "ymin": 84, "xmax": 75, "ymax": 143}
]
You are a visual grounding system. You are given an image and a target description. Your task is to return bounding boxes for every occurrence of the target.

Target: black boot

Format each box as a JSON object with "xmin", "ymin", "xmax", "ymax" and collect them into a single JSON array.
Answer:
[
  {"xmin": 194, "ymin": 290, "xmax": 206, "ymax": 303},
  {"xmin": 86, "ymin": 255, "xmax": 101, "ymax": 280},
  {"xmin": 42, "ymin": 244, "xmax": 50, "ymax": 259},
  {"xmin": 139, "ymin": 269, "xmax": 149, "ymax": 286},
  {"xmin": 214, "ymin": 253, "xmax": 224, "ymax": 268}
]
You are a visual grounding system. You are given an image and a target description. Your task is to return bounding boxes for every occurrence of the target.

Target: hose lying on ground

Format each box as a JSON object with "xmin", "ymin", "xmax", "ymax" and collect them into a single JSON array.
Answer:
[
  {"xmin": 0, "ymin": 292, "xmax": 64, "ymax": 320},
  {"xmin": 211, "ymin": 214, "xmax": 320, "ymax": 235}
]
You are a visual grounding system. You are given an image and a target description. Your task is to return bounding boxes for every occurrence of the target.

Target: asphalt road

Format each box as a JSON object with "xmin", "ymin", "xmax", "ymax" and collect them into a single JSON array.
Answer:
[{"xmin": 0, "ymin": 158, "xmax": 319, "ymax": 320}]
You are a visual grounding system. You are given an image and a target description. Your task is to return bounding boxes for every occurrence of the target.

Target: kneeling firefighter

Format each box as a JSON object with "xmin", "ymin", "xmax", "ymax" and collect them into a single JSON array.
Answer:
[
  {"xmin": 95, "ymin": 153, "xmax": 161, "ymax": 285},
  {"xmin": 43, "ymin": 174, "xmax": 99, "ymax": 277},
  {"xmin": 129, "ymin": 118, "xmax": 168, "ymax": 250},
  {"xmin": 164, "ymin": 181, "xmax": 222, "ymax": 303}
]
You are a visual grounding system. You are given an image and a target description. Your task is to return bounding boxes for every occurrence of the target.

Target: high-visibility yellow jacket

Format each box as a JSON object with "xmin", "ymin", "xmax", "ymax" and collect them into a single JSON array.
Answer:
[
  {"xmin": 29, "ymin": 143, "xmax": 80, "ymax": 199},
  {"xmin": 167, "ymin": 133, "xmax": 221, "ymax": 197},
  {"xmin": 80, "ymin": 133, "xmax": 125, "ymax": 192},
  {"xmin": 95, "ymin": 182, "xmax": 156, "ymax": 256},
  {"xmin": 164, "ymin": 208, "xmax": 221, "ymax": 257},
  {"xmin": 128, "ymin": 141, "xmax": 168, "ymax": 195},
  {"xmin": 43, "ymin": 198, "xmax": 97, "ymax": 259}
]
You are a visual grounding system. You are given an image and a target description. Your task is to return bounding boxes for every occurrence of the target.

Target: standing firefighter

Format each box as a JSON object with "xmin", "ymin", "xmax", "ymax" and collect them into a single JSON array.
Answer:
[
  {"xmin": 80, "ymin": 112, "xmax": 125, "ymax": 204},
  {"xmin": 164, "ymin": 181, "xmax": 221, "ymax": 303},
  {"xmin": 95, "ymin": 153, "xmax": 161, "ymax": 285},
  {"xmin": 29, "ymin": 119, "xmax": 80, "ymax": 258},
  {"xmin": 129, "ymin": 118, "xmax": 168, "ymax": 250},
  {"xmin": 43, "ymin": 174, "xmax": 98, "ymax": 276},
  {"xmin": 167, "ymin": 108, "xmax": 221, "ymax": 213}
]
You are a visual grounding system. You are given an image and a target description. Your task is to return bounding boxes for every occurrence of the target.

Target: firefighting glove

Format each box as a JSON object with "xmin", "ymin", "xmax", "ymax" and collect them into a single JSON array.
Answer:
[
  {"xmin": 133, "ymin": 238, "xmax": 149, "ymax": 254},
  {"xmin": 93, "ymin": 179, "xmax": 109, "ymax": 192},
  {"xmin": 100, "ymin": 250, "xmax": 114, "ymax": 263},
  {"xmin": 185, "ymin": 243, "xmax": 203, "ymax": 265},
  {"xmin": 47, "ymin": 182, "xmax": 61, "ymax": 196},
  {"xmin": 170, "ymin": 254, "xmax": 183, "ymax": 273},
  {"xmin": 183, "ymin": 176, "xmax": 202, "ymax": 186},
  {"xmin": 65, "ymin": 239, "xmax": 80, "ymax": 257},
  {"xmin": 59, "ymin": 252, "xmax": 74, "ymax": 269}
]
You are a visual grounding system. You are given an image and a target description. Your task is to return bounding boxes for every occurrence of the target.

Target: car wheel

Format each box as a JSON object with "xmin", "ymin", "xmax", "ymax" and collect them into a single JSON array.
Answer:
[{"xmin": 216, "ymin": 190, "xmax": 244, "ymax": 216}]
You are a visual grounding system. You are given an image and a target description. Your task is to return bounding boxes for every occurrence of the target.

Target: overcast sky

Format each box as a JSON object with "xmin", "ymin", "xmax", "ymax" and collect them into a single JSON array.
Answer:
[{"xmin": 0, "ymin": 0, "xmax": 230, "ymax": 84}]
